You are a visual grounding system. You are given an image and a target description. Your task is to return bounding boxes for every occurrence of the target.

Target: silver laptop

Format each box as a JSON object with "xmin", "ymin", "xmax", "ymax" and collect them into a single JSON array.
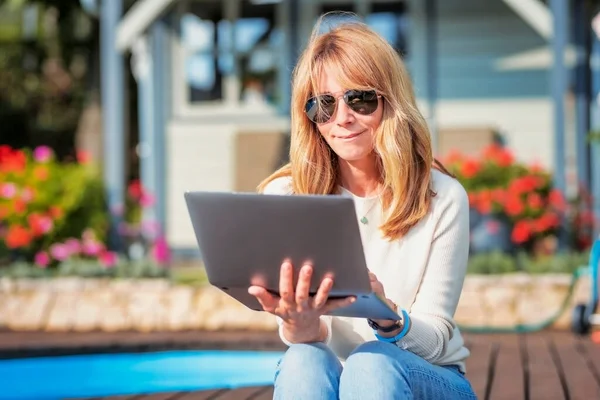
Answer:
[{"xmin": 184, "ymin": 191, "xmax": 399, "ymax": 320}]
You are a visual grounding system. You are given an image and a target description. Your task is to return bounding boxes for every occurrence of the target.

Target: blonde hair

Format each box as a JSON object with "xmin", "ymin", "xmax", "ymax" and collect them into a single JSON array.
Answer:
[{"xmin": 258, "ymin": 14, "xmax": 451, "ymax": 240}]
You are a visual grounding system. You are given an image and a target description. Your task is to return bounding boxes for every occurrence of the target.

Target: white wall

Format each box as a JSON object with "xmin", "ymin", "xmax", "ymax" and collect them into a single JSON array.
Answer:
[
  {"xmin": 426, "ymin": 96, "xmax": 578, "ymax": 195},
  {"xmin": 166, "ymin": 117, "xmax": 289, "ymax": 249}
]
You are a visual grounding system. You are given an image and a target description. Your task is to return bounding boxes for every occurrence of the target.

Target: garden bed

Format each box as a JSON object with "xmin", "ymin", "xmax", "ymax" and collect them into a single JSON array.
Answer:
[{"xmin": 0, "ymin": 273, "xmax": 591, "ymax": 333}]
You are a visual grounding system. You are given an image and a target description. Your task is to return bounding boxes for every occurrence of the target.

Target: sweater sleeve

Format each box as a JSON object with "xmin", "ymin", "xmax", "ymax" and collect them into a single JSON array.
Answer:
[{"xmin": 397, "ymin": 180, "xmax": 470, "ymax": 362}]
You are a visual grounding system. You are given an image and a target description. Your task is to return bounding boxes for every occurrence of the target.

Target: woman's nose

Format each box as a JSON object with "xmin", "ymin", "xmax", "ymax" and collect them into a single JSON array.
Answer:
[{"xmin": 333, "ymin": 98, "xmax": 355, "ymax": 126}]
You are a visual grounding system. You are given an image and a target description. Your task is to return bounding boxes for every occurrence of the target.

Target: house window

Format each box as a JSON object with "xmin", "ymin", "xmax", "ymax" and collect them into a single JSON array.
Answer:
[
  {"xmin": 182, "ymin": 1, "xmax": 230, "ymax": 102},
  {"xmin": 366, "ymin": 2, "xmax": 408, "ymax": 56},
  {"xmin": 238, "ymin": 0, "xmax": 280, "ymax": 106},
  {"xmin": 181, "ymin": 0, "xmax": 281, "ymax": 106}
]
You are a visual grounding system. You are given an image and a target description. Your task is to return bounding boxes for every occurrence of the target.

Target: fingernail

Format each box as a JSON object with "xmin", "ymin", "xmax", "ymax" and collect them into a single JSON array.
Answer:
[{"xmin": 350, "ymin": 297, "xmax": 356, "ymax": 303}]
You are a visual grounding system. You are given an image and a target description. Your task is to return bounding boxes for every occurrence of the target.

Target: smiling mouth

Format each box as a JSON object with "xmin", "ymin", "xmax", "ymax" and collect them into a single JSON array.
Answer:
[{"xmin": 337, "ymin": 131, "xmax": 364, "ymax": 140}]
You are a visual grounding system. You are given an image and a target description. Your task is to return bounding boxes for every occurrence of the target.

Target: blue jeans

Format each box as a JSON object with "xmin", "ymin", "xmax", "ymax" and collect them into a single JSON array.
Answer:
[{"xmin": 273, "ymin": 341, "xmax": 477, "ymax": 400}]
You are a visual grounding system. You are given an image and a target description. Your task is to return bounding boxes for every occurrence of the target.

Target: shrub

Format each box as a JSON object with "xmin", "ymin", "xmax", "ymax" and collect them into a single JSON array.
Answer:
[
  {"xmin": 0, "ymin": 145, "xmax": 107, "ymax": 263},
  {"xmin": 442, "ymin": 144, "xmax": 574, "ymax": 252},
  {"xmin": 466, "ymin": 250, "xmax": 589, "ymax": 275}
]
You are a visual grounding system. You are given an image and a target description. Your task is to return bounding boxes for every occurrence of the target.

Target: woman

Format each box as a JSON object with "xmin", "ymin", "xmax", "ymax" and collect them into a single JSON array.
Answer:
[{"xmin": 248, "ymin": 16, "xmax": 476, "ymax": 400}]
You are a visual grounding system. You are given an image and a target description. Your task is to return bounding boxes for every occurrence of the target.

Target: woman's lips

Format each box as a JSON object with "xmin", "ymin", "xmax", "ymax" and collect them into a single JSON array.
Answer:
[{"xmin": 336, "ymin": 131, "xmax": 365, "ymax": 140}]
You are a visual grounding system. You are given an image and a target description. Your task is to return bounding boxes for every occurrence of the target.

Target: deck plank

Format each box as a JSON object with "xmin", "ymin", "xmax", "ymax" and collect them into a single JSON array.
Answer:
[
  {"xmin": 464, "ymin": 334, "xmax": 494, "ymax": 400},
  {"xmin": 176, "ymin": 389, "xmax": 229, "ymax": 399},
  {"xmin": 550, "ymin": 332, "xmax": 600, "ymax": 399},
  {"xmin": 487, "ymin": 334, "xmax": 525, "ymax": 400},
  {"xmin": 525, "ymin": 333, "xmax": 564, "ymax": 400},
  {"xmin": 133, "ymin": 392, "xmax": 183, "ymax": 400},
  {"xmin": 248, "ymin": 386, "xmax": 274, "ymax": 400},
  {"xmin": 212, "ymin": 386, "xmax": 271, "ymax": 399},
  {"xmin": 576, "ymin": 334, "xmax": 600, "ymax": 386}
]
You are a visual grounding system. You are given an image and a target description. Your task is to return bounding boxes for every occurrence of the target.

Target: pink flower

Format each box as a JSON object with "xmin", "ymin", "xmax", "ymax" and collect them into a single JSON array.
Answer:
[
  {"xmin": 99, "ymin": 251, "xmax": 118, "ymax": 268},
  {"xmin": 141, "ymin": 220, "xmax": 160, "ymax": 239},
  {"xmin": 139, "ymin": 193, "xmax": 155, "ymax": 208},
  {"xmin": 33, "ymin": 146, "xmax": 53, "ymax": 163},
  {"xmin": 64, "ymin": 238, "xmax": 81, "ymax": 255},
  {"xmin": 151, "ymin": 236, "xmax": 171, "ymax": 265},
  {"xmin": 34, "ymin": 251, "xmax": 50, "ymax": 268},
  {"xmin": 81, "ymin": 240, "xmax": 103, "ymax": 257},
  {"xmin": 0, "ymin": 183, "xmax": 16, "ymax": 199},
  {"xmin": 49, "ymin": 243, "xmax": 70, "ymax": 261}
]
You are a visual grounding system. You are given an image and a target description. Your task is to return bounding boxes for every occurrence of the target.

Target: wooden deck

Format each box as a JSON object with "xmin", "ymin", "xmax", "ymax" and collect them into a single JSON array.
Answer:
[{"xmin": 1, "ymin": 330, "xmax": 599, "ymax": 399}]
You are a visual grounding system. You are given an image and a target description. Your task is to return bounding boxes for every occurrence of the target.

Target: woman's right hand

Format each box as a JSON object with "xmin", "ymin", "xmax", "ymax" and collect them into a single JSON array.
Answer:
[{"xmin": 248, "ymin": 260, "xmax": 355, "ymax": 343}]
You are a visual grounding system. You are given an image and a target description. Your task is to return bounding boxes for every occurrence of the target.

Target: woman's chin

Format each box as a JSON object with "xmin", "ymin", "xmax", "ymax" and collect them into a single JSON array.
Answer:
[{"xmin": 333, "ymin": 148, "xmax": 375, "ymax": 164}]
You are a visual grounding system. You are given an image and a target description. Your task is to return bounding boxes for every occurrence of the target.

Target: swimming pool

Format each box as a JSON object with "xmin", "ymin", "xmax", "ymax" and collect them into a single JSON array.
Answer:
[{"xmin": 0, "ymin": 350, "xmax": 284, "ymax": 400}]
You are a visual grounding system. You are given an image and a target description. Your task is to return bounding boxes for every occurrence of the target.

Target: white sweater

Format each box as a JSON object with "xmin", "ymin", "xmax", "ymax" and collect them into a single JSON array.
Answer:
[{"xmin": 263, "ymin": 169, "xmax": 471, "ymax": 373}]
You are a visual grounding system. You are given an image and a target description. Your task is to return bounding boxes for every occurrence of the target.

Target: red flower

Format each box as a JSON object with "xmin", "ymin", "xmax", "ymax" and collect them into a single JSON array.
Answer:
[
  {"xmin": 511, "ymin": 220, "xmax": 532, "ymax": 244},
  {"xmin": 461, "ymin": 159, "xmax": 481, "ymax": 178},
  {"xmin": 49, "ymin": 206, "xmax": 63, "ymax": 219},
  {"xmin": 475, "ymin": 190, "xmax": 493, "ymax": 214},
  {"xmin": 491, "ymin": 188, "xmax": 507, "ymax": 206},
  {"xmin": 533, "ymin": 212, "xmax": 560, "ymax": 233},
  {"xmin": 548, "ymin": 189, "xmax": 566, "ymax": 211},
  {"xmin": 527, "ymin": 193, "xmax": 543, "ymax": 211},
  {"xmin": 28, "ymin": 213, "xmax": 54, "ymax": 236},
  {"xmin": 0, "ymin": 148, "xmax": 26, "ymax": 173},
  {"xmin": 509, "ymin": 176, "xmax": 540, "ymax": 194},
  {"xmin": 5, "ymin": 225, "xmax": 32, "ymax": 248},
  {"xmin": 76, "ymin": 150, "xmax": 91, "ymax": 164},
  {"xmin": 13, "ymin": 199, "xmax": 27, "ymax": 214},
  {"xmin": 504, "ymin": 195, "xmax": 524, "ymax": 217},
  {"xmin": 483, "ymin": 144, "xmax": 514, "ymax": 167},
  {"xmin": 128, "ymin": 180, "xmax": 143, "ymax": 199}
]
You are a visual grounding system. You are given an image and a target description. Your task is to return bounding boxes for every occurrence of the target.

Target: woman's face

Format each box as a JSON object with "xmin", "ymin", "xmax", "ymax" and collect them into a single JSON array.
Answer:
[{"xmin": 313, "ymin": 67, "xmax": 383, "ymax": 163}]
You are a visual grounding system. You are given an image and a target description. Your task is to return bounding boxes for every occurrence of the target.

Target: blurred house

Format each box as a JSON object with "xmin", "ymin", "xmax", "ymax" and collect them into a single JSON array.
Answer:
[{"xmin": 107, "ymin": 0, "xmax": 599, "ymax": 255}]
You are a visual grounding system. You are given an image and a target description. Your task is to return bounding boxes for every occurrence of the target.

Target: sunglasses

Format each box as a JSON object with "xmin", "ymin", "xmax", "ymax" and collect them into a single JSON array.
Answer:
[{"xmin": 304, "ymin": 89, "xmax": 381, "ymax": 124}]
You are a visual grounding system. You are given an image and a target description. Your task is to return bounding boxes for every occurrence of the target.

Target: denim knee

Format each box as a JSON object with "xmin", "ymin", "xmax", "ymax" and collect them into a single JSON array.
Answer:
[
  {"xmin": 275, "ymin": 343, "xmax": 342, "ymax": 384},
  {"xmin": 274, "ymin": 343, "xmax": 342, "ymax": 400},
  {"xmin": 343, "ymin": 340, "xmax": 411, "ymax": 376},
  {"xmin": 277, "ymin": 342, "xmax": 339, "ymax": 374},
  {"xmin": 339, "ymin": 341, "xmax": 412, "ymax": 399}
]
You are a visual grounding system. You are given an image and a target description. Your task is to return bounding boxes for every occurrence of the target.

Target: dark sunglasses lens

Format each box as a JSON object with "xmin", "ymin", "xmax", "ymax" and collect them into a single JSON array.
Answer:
[
  {"xmin": 345, "ymin": 90, "xmax": 379, "ymax": 115},
  {"xmin": 306, "ymin": 95, "xmax": 336, "ymax": 123}
]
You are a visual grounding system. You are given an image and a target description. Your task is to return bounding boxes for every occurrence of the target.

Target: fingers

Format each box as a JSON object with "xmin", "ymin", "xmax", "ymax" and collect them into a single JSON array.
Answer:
[
  {"xmin": 295, "ymin": 264, "xmax": 313, "ymax": 308},
  {"xmin": 368, "ymin": 271, "xmax": 385, "ymax": 297},
  {"xmin": 322, "ymin": 296, "xmax": 356, "ymax": 314},
  {"xmin": 312, "ymin": 276, "xmax": 333, "ymax": 309},
  {"xmin": 279, "ymin": 261, "xmax": 295, "ymax": 304},
  {"xmin": 248, "ymin": 286, "xmax": 278, "ymax": 313}
]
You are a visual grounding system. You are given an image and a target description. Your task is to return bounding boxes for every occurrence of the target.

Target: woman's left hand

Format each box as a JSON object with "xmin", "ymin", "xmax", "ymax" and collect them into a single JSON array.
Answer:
[{"xmin": 369, "ymin": 272, "xmax": 400, "ymax": 329}]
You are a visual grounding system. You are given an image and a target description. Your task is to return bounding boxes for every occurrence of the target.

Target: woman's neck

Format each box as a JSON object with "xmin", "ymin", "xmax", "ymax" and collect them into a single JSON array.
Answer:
[{"xmin": 338, "ymin": 156, "xmax": 381, "ymax": 198}]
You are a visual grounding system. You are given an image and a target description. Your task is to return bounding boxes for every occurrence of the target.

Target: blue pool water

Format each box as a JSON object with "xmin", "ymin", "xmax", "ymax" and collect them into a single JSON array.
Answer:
[{"xmin": 0, "ymin": 350, "xmax": 284, "ymax": 400}]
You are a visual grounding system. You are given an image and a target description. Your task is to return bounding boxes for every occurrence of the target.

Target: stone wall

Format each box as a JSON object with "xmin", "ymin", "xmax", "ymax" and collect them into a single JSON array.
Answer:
[{"xmin": 0, "ymin": 274, "xmax": 591, "ymax": 333}]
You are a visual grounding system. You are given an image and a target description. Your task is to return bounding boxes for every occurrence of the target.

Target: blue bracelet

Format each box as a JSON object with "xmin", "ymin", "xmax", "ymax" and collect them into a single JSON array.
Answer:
[{"xmin": 373, "ymin": 309, "xmax": 411, "ymax": 343}]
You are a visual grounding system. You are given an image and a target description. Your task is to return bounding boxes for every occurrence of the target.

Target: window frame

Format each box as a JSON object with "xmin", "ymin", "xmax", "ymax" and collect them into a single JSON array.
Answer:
[
  {"xmin": 171, "ymin": 0, "xmax": 285, "ymax": 119},
  {"xmin": 169, "ymin": 0, "xmax": 406, "ymax": 119}
]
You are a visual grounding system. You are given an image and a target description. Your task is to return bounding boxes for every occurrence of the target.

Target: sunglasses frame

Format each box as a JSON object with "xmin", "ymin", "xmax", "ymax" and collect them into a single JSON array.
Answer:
[{"xmin": 304, "ymin": 89, "xmax": 382, "ymax": 124}]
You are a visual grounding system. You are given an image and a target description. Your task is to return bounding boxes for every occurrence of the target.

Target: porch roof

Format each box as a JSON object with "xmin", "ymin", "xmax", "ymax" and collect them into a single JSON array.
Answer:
[{"xmin": 116, "ymin": 0, "xmax": 177, "ymax": 52}]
